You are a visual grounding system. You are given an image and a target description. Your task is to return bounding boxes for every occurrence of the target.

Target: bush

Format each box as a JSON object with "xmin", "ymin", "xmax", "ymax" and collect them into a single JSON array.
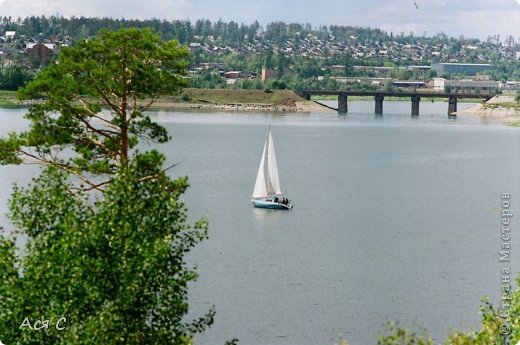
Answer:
[{"xmin": 181, "ymin": 91, "xmax": 192, "ymax": 102}]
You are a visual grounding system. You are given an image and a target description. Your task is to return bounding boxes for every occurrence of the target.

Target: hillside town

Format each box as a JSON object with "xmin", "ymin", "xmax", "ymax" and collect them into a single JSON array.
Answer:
[
  {"xmin": 186, "ymin": 29, "xmax": 520, "ymax": 93},
  {"xmin": 0, "ymin": 17, "xmax": 519, "ymax": 93},
  {"xmin": 188, "ymin": 30, "xmax": 520, "ymax": 65}
]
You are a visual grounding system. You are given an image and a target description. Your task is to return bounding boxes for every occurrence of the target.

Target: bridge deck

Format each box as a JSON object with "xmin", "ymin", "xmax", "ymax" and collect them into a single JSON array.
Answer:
[
  {"xmin": 296, "ymin": 89, "xmax": 496, "ymax": 115},
  {"xmin": 298, "ymin": 90, "xmax": 495, "ymax": 99}
]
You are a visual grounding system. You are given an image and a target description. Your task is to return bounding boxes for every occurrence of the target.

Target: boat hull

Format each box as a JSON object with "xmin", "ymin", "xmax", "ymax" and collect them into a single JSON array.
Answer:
[{"xmin": 251, "ymin": 198, "xmax": 293, "ymax": 210}]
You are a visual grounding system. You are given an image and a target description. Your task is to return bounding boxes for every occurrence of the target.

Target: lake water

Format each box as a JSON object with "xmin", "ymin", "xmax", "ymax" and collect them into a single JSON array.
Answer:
[{"xmin": 1, "ymin": 101, "xmax": 519, "ymax": 345}]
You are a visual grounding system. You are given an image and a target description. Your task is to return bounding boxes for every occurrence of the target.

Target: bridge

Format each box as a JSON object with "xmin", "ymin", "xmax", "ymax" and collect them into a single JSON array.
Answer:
[{"xmin": 296, "ymin": 90, "xmax": 496, "ymax": 116}]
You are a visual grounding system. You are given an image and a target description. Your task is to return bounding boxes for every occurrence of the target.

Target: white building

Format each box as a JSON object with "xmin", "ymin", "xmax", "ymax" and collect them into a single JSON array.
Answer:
[
  {"xmin": 5, "ymin": 31, "xmax": 16, "ymax": 40},
  {"xmin": 433, "ymin": 78, "xmax": 499, "ymax": 93}
]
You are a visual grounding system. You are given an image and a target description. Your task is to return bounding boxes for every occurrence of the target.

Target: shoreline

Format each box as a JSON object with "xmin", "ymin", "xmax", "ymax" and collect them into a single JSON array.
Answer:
[
  {"xmin": 3, "ymin": 90, "xmax": 519, "ymax": 122},
  {"xmin": 150, "ymin": 89, "xmax": 335, "ymax": 113},
  {"xmin": 149, "ymin": 93, "xmax": 520, "ymax": 121},
  {"xmin": 454, "ymin": 95, "xmax": 520, "ymax": 124},
  {"xmin": 148, "ymin": 100, "xmax": 333, "ymax": 113}
]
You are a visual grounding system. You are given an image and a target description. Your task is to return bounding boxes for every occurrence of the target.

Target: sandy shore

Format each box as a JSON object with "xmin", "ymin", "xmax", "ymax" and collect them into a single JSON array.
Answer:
[
  {"xmin": 455, "ymin": 95, "xmax": 520, "ymax": 122},
  {"xmin": 295, "ymin": 100, "xmax": 335, "ymax": 113},
  {"xmin": 149, "ymin": 99, "xmax": 334, "ymax": 113}
]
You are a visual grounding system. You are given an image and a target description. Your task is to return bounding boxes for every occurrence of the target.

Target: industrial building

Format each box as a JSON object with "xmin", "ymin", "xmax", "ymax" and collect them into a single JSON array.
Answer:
[
  {"xmin": 433, "ymin": 78, "xmax": 499, "ymax": 93},
  {"xmin": 431, "ymin": 63, "xmax": 493, "ymax": 76}
]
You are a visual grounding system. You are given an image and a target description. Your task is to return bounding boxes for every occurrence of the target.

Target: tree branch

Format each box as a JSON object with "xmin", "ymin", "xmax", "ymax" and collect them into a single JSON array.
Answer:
[
  {"xmin": 75, "ymin": 114, "xmax": 119, "ymax": 140},
  {"xmin": 75, "ymin": 96, "xmax": 120, "ymax": 130},
  {"xmin": 75, "ymin": 178, "xmax": 113, "ymax": 192},
  {"xmin": 96, "ymin": 86, "xmax": 123, "ymax": 117},
  {"xmin": 138, "ymin": 95, "xmax": 161, "ymax": 113},
  {"xmin": 137, "ymin": 163, "xmax": 179, "ymax": 183},
  {"xmin": 17, "ymin": 148, "xmax": 106, "ymax": 192}
]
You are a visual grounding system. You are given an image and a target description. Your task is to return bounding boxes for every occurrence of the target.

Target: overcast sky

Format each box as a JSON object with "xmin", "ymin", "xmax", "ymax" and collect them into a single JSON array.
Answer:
[{"xmin": 0, "ymin": 0, "xmax": 519, "ymax": 40}]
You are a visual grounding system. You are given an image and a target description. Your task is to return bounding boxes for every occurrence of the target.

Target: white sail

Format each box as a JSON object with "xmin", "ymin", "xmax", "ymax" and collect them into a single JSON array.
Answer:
[
  {"xmin": 266, "ymin": 130, "xmax": 282, "ymax": 195},
  {"xmin": 252, "ymin": 128, "xmax": 282, "ymax": 199},
  {"xmin": 252, "ymin": 141, "xmax": 268, "ymax": 198}
]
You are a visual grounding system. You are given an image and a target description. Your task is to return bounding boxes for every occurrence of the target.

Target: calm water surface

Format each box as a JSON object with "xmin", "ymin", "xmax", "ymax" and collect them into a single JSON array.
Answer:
[{"xmin": 1, "ymin": 101, "xmax": 519, "ymax": 345}]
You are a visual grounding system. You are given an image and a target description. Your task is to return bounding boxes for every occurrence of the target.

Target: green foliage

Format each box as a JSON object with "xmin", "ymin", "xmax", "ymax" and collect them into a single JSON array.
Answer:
[
  {"xmin": 0, "ymin": 27, "xmax": 189, "ymax": 190},
  {"xmin": 0, "ymin": 27, "xmax": 214, "ymax": 345},
  {"xmin": 0, "ymin": 90, "xmax": 20, "ymax": 106},
  {"xmin": 376, "ymin": 279, "xmax": 520, "ymax": 345},
  {"xmin": 180, "ymin": 91, "xmax": 192, "ymax": 102},
  {"xmin": 0, "ymin": 163, "xmax": 214, "ymax": 344},
  {"xmin": 444, "ymin": 296, "xmax": 515, "ymax": 344},
  {"xmin": 0, "ymin": 132, "xmax": 24, "ymax": 165},
  {"xmin": 483, "ymin": 102, "xmax": 520, "ymax": 111},
  {"xmin": 8, "ymin": 166, "xmax": 87, "ymax": 238},
  {"xmin": 515, "ymin": 91, "xmax": 520, "ymax": 104},
  {"xmin": 378, "ymin": 322, "xmax": 434, "ymax": 345},
  {"xmin": 189, "ymin": 70, "xmax": 227, "ymax": 89},
  {"xmin": 384, "ymin": 81, "xmax": 395, "ymax": 92},
  {"xmin": 267, "ymin": 80, "xmax": 287, "ymax": 90},
  {"xmin": 0, "ymin": 66, "xmax": 33, "ymax": 91}
]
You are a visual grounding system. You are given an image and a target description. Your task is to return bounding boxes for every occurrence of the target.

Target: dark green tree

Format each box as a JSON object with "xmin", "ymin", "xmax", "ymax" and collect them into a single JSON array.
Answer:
[
  {"xmin": 0, "ymin": 28, "xmax": 214, "ymax": 345},
  {"xmin": 0, "ymin": 66, "xmax": 33, "ymax": 91},
  {"xmin": 0, "ymin": 162, "xmax": 214, "ymax": 344},
  {"xmin": 1, "ymin": 27, "xmax": 189, "ymax": 191}
]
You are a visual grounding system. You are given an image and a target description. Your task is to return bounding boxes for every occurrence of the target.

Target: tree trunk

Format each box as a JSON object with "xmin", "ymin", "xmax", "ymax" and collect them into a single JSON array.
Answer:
[{"xmin": 120, "ymin": 95, "xmax": 129, "ymax": 168}]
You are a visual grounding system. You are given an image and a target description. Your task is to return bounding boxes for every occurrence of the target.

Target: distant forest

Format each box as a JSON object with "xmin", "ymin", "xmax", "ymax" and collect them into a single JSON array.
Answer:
[
  {"xmin": 1, "ymin": 16, "xmax": 409, "ymax": 44},
  {"xmin": 0, "ymin": 16, "xmax": 519, "ymax": 91},
  {"xmin": 1, "ymin": 15, "xmax": 517, "ymax": 47}
]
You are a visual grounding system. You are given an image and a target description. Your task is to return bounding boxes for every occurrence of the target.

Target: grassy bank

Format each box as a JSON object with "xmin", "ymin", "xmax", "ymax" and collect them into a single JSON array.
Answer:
[
  {"xmin": 163, "ymin": 88, "xmax": 304, "ymax": 106},
  {"xmin": 0, "ymin": 88, "xmax": 306, "ymax": 108},
  {"xmin": 0, "ymin": 88, "xmax": 309, "ymax": 112},
  {"xmin": 0, "ymin": 90, "xmax": 23, "ymax": 107},
  {"xmin": 483, "ymin": 102, "xmax": 520, "ymax": 111}
]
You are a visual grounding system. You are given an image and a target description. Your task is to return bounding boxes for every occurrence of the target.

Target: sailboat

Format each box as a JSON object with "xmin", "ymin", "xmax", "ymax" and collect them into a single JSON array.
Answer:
[{"xmin": 251, "ymin": 127, "xmax": 293, "ymax": 210}]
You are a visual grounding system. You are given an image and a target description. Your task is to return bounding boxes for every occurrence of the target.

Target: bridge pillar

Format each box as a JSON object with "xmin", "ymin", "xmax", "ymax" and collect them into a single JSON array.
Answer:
[
  {"xmin": 411, "ymin": 95, "xmax": 420, "ymax": 116},
  {"xmin": 448, "ymin": 96, "xmax": 458, "ymax": 116},
  {"xmin": 338, "ymin": 93, "xmax": 348, "ymax": 114},
  {"xmin": 374, "ymin": 94, "xmax": 384, "ymax": 114}
]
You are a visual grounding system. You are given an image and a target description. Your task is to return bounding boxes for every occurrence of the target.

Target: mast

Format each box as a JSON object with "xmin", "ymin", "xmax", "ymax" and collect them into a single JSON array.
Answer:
[{"xmin": 266, "ymin": 129, "xmax": 282, "ymax": 195}]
